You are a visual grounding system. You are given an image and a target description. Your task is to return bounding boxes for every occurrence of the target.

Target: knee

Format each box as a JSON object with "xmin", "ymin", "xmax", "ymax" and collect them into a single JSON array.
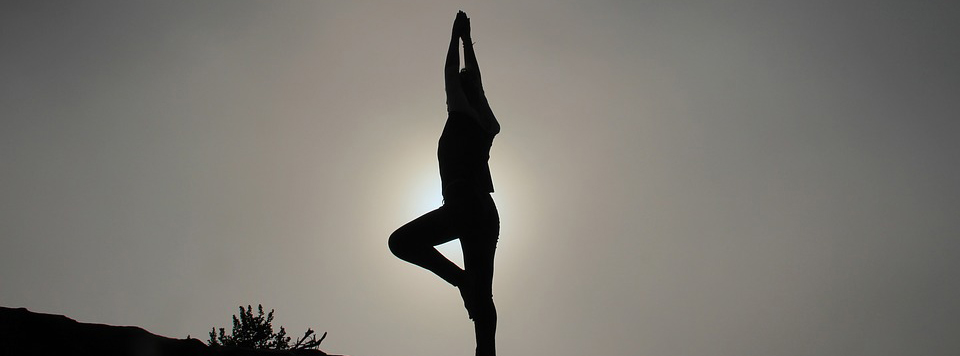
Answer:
[
  {"xmin": 388, "ymin": 229, "xmax": 409, "ymax": 259},
  {"xmin": 472, "ymin": 297, "xmax": 497, "ymax": 322}
]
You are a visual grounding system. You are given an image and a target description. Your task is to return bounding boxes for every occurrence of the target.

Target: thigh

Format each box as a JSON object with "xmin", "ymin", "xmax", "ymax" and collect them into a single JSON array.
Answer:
[
  {"xmin": 392, "ymin": 206, "xmax": 460, "ymax": 247},
  {"xmin": 461, "ymin": 232, "xmax": 497, "ymax": 298},
  {"xmin": 460, "ymin": 199, "xmax": 500, "ymax": 285}
]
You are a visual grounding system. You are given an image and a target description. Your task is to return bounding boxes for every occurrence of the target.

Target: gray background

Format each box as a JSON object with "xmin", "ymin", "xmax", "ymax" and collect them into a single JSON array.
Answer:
[{"xmin": 2, "ymin": 1, "xmax": 958, "ymax": 355}]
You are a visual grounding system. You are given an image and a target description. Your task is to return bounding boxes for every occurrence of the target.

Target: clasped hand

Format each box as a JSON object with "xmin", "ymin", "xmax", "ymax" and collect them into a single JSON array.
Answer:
[{"xmin": 453, "ymin": 10, "xmax": 471, "ymax": 39}]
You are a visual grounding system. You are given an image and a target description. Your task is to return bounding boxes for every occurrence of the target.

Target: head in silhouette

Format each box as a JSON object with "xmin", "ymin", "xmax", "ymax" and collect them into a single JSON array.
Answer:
[{"xmin": 459, "ymin": 68, "xmax": 482, "ymax": 108}]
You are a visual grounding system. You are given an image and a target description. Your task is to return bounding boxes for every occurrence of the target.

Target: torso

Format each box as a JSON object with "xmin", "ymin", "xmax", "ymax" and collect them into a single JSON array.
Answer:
[{"xmin": 438, "ymin": 111, "xmax": 495, "ymax": 198}]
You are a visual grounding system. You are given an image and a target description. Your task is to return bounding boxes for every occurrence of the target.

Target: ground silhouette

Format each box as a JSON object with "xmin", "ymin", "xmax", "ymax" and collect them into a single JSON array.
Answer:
[{"xmin": 0, "ymin": 306, "xmax": 341, "ymax": 356}]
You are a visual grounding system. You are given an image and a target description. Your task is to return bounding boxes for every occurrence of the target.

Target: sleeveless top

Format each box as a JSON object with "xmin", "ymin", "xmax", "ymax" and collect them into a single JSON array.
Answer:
[{"xmin": 438, "ymin": 111, "xmax": 495, "ymax": 197}]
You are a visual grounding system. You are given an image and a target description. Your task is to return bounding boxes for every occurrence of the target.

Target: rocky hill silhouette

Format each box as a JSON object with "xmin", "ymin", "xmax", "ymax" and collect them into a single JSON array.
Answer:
[{"xmin": 0, "ymin": 306, "xmax": 343, "ymax": 356}]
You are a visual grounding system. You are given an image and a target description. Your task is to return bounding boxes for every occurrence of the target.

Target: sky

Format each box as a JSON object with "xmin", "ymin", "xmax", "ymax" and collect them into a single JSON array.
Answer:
[{"xmin": 2, "ymin": 1, "xmax": 959, "ymax": 355}]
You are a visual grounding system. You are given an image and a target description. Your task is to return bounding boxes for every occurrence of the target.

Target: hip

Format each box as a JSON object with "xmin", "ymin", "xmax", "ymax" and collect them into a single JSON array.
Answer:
[{"xmin": 441, "ymin": 180, "xmax": 499, "ymax": 229}]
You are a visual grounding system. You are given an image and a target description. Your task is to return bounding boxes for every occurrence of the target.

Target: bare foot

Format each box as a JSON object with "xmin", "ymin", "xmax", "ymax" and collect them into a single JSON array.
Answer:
[{"xmin": 458, "ymin": 275, "xmax": 477, "ymax": 319}]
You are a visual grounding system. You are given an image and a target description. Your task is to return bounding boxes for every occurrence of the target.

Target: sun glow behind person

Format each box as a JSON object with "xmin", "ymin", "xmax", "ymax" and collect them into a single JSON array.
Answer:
[{"xmin": 375, "ymin": 111, "xmax": 542, "ymax": 287}]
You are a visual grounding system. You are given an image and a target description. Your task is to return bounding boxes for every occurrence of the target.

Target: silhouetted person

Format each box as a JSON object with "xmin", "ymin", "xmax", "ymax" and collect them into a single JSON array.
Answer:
[{"xmin": 388, "ymin": 10, "xmax": 501, "ymax": 356}]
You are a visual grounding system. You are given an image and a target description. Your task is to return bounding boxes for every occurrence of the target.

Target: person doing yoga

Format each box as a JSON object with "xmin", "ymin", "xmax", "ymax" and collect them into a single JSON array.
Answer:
[{"xmin": 388, "ymin": 10, "xmax": 501, "ymax": 356}]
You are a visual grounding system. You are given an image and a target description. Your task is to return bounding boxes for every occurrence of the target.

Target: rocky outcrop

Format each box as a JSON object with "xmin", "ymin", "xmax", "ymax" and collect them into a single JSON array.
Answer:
[{"xmin": 0, "ymin": 306, "xmax": 340, "ymax": 356}]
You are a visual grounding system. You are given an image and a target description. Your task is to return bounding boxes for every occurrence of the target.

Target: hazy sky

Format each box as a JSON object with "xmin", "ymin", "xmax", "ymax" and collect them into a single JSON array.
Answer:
[{"xmin": 2, "ymin": 1, "xmax": 959, "ymax": 355}]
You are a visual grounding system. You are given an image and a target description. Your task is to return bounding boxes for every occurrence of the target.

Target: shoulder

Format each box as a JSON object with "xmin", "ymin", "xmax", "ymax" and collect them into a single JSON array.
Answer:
[{"xmin": 450, "ymin": 109, "xmax": 499, "ymax": 136}]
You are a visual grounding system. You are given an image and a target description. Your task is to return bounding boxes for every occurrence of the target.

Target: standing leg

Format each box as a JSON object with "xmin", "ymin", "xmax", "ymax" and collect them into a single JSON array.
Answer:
[
  {"xmin": 389, "ymin": 207, "xmax": 465, "ymax": 287},
  {"xmin": 461, "ymin": 200, "xmax": 499, "ymax": 356}
]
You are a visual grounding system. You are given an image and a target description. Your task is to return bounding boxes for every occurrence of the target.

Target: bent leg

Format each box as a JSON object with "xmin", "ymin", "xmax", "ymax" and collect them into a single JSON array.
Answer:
[{"xmin": 388, "ymin": 207, "xmax": 464, "ymax": 286}]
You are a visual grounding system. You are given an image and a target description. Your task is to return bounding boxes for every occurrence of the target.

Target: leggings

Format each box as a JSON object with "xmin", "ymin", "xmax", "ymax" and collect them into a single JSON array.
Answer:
[{"xmin": 389, "ymin": 189, "xmax": 499, "ymax": 356}]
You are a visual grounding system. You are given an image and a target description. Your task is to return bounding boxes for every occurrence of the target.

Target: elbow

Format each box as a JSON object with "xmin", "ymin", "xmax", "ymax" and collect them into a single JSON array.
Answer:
[{"xmin": 444, "ymin": 62, "xmax": 459, "ymax": 77}]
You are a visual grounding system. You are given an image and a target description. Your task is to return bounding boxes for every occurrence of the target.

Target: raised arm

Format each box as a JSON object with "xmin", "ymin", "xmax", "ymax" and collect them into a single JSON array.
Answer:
[
  {"xmin": 445, "ymin": 12, "xmax": 471, "ymax": 114},
  {"xmin": 463, "ymin": 15, "xmax": 499, "ymax": 134},
  {"xmin": 446, "ymin": 11, "xmax": 499, "ymax": 134},
  {"xmin": 461, "ymin": 18, "xmax": 481, "ymax": 79},
  {"xmin": 445, "ymin": 15, "xmax": 462, "ymax": 83}
]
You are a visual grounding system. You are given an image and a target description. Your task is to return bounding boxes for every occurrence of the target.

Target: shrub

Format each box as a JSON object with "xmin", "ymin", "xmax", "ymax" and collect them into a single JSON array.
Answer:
[{"xmin": 208, "ymin": 304, "xmax": 325, "ymax": 350}]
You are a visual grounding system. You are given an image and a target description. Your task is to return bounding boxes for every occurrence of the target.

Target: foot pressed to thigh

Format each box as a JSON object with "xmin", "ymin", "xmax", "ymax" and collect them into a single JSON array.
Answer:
[{"xmin": 458, "ymin": 274, "xmax": 477, "ymax": 319}]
